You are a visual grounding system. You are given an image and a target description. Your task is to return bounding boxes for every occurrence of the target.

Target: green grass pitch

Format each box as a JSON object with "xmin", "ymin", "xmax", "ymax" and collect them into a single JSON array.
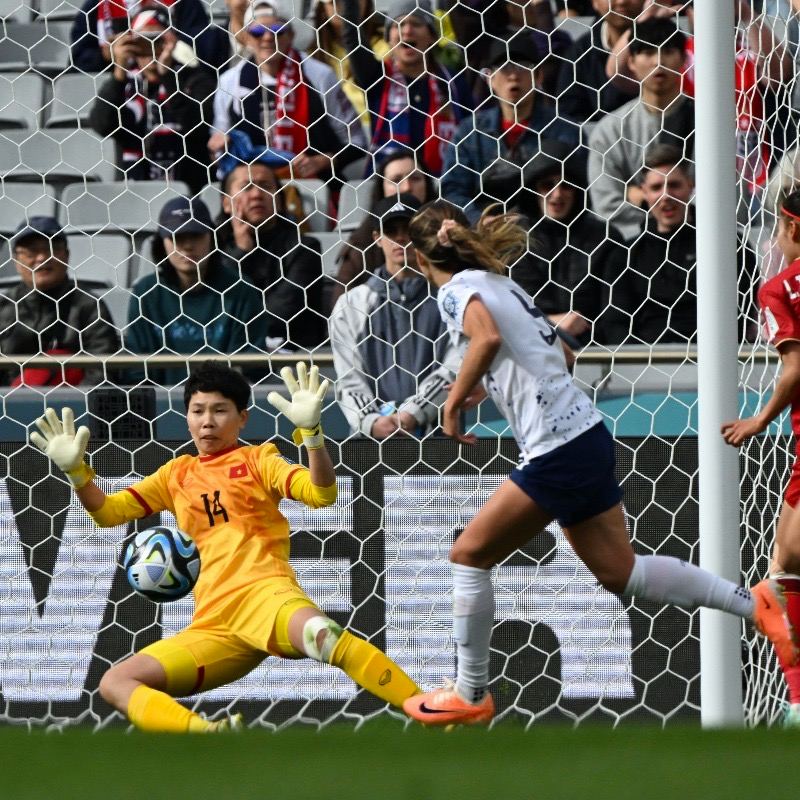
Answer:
[{"xmin": 1, "ymin": 721, "xmax": 796, "ymax": 800}]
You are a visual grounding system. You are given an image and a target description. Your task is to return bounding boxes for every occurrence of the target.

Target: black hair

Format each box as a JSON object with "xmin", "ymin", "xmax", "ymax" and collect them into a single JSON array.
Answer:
[
  {"xmin": 369, "ymin": 147, "xmax": 436, "ymax": 210},
  {"xmin": 629, "ymin": 18, "xmax": 686, "ymax": 57},
  {"xmin": 183, "ymin": 361, "xmax": 251, "ymax": 411},
  {"xmin": 638, "ymin": 142, "xmax": 694, "ymax": 183},
  {"xmin": 781, "ymin": 189, "xmax": 800, "ymax": 222}
]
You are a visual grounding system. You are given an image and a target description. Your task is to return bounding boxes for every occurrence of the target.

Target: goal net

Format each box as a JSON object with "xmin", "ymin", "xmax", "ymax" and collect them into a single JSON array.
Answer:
[{"xmin": 0, "ymin": 0, "xmax": 793, "ymax": 729}]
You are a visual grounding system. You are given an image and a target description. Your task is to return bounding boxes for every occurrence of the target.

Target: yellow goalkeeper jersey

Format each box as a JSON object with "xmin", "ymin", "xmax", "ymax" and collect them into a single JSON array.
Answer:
[{"xmin": 91, "ymin": 443, "xmax": 334, "ymax": 618}]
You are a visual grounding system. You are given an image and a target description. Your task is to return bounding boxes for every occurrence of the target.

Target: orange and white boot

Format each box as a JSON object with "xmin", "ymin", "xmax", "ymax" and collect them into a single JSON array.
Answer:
[{"xmin": 403, "ymin": 680, "xmax": 494, "ymax": 727}]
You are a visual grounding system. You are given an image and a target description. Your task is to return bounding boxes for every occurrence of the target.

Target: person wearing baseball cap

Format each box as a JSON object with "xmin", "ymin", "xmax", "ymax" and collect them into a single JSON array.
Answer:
[
  {"xmin": 125, "ymin": 197, "xmax": 268, "ymax": 385},
  {"xmin": 89, "ymin": 3, "xmax": 216, "ymax": 194},
  {"xmin": 209, "ymin": 0, "xmax": 366, "ymax": 181},
  {"xmin": 329, "ymin": 191, "xmax": 461, "ymax": 440},
  {"xmin": 338, "ymin": 0, "xmax": 474, "ymax": 177},
  {"xmin": 0, "ymin": 217, "xmax": 120, "ymax": 387},
  {"xmin": 440, "ymin": 31, "xmax": 580, "ymax": 224}
]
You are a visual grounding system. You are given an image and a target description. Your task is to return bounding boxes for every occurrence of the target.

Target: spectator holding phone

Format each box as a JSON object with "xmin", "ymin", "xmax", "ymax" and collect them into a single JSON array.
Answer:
[{"xmin": 89, "ymin": 7, "xmax": 216, "ymax": 194}]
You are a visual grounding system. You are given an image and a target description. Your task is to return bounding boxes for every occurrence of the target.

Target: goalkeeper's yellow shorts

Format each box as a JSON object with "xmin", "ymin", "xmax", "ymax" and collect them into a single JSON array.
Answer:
[{"xmin": 139, "ymin": 577, "xmax": 319, "ymax": 697}]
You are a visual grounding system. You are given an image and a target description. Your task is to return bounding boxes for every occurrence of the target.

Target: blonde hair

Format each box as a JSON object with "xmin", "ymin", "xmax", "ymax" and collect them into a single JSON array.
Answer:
[{"xmin": 408, "ymin": 200, "xmax": 527, "ymax": 275}]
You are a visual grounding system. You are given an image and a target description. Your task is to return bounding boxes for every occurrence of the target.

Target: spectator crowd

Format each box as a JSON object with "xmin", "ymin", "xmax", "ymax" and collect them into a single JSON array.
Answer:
[{"xmin": 0, "ymin": 0, "xmax": 795, "ymax": 436}]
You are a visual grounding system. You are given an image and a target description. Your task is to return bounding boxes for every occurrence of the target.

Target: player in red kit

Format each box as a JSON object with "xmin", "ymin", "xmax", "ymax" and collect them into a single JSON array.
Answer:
[{"xmin": 722, "ymin": 189, "xmax": 800, "ymax": 725}]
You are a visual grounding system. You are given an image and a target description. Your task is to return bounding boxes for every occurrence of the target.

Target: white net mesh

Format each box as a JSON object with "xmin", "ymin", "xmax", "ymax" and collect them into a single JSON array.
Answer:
[{"xmin": 0, "ymin": 0, "xmax": 794, "ymax": 728}]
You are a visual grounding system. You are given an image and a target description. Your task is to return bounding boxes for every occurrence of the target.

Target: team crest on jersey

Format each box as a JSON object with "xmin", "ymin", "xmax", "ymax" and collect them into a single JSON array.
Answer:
[
  {"xmin": 442, "ymin": 291, "xmax": 458, "ymax": 320},
  {"xmin": 229, "ymin": 463, "xmax": 249, "ymax": 479},
  {"xmin": 763, "ymin": 306, "xmax": 779, "ymax": 342}
]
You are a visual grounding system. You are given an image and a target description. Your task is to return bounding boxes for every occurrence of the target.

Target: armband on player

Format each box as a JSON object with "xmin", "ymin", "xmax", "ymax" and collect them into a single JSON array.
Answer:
[{"xmin": 292, "ymin": 423, "xmax": 325, "ymax": 451}]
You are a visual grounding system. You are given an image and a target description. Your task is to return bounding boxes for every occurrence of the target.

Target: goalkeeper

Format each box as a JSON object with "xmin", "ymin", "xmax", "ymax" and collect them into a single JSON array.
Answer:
[{"xmin": 30, "ymin": 361, "xmax": 420, "ymax": 732}]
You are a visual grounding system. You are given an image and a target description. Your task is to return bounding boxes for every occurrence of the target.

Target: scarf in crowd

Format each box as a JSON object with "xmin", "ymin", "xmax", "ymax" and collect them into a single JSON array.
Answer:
[
  {"xmin": 371, "ymin": 60, "xmax": 457, "ymax": 175},
  {"xmin": 239, "ymin": 51, "xmax": 311, "ymax": 156},
  {"xmin": 121, "ymin": 72, "xmax": 183, "ymax": 174}
]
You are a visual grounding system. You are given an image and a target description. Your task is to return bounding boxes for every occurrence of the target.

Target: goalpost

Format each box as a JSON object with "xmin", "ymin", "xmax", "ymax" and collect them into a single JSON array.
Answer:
[{"xmin": 0, "ymin": 0, "xmax": 795, "ymax": 729}]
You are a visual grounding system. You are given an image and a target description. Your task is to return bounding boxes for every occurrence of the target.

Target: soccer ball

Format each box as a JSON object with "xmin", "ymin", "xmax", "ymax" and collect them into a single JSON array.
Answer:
[{"xmin": 123, "ymin": 526, "xmax": 200, "ymax": 602}]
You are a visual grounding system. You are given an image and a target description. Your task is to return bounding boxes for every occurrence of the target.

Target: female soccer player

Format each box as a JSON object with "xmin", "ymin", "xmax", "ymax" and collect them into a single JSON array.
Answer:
[
  {"xmin": 722, "ymin": 189, "xmax": 800, "ymax": 725},
  {"xmin": 402, "ymin": 200, "xmax": 797, "ymax": 726},
  {"xmin": 30, "ymin": 361, "xmax": 419, "ymax": 732}
]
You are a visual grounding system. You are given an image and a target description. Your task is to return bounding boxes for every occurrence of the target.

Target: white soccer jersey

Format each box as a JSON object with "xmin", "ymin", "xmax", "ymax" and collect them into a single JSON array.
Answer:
[{"xmin": 437, "ymin": 269, "xmax": 602, "ymax": 463}]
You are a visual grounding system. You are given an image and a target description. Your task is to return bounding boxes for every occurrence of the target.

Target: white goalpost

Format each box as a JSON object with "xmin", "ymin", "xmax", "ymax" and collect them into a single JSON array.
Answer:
[{"xmin": 0, "ymin": 0, "xmax": 797, "ymax": 729}]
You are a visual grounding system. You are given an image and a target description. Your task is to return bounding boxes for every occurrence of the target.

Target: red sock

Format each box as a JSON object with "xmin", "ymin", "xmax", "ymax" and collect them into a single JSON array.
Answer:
[{"xmin": 776, "ymin": 578, "xmax": 800, "ymax": 704}]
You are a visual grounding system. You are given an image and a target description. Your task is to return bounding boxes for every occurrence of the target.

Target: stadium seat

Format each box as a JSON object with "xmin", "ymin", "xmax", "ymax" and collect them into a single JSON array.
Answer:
[
  {"xmin": 62, "ymin": 180, "xmax": 191, "ymax": 235},
  {"xmin": 66, "ymin": 231, "xmax": 133, "ymax": 286},
  {"xmin": 311, "ymin": 231, "xmax": 345, "ymax": 279},
  {"xmin": 0, "ymin": 0, "xmax": 33, "ymax": 23},
  {"xmin": 0, "ymin": 22, "xmax": 71, "ymax": 74},
  {"xmin": 34, "ymin": 0, "xmax": 83, "ymax": 21},
  {"xmin": 0, "ymin": 71, "xmax": 46, "ymax": 130},
  {"xmin": 46, "ymin": 73, "xmax": 101, "ymax": 128},
  {"xmin": 200, "ymin": 0, "xmax": 229, "ymax": 22},
  {"xmin": 0, "ymin": 128, "xmax": 119, "ymax": 183},
  {"xmin": 66, "ymin": 233, "xmax": 135, "ymax": 328},
  {"xmin": 196, "ymin": 183, "xmax": 224, "ymax": 221},
  {"xmin": 0, "ymin": 181, "xmax": 58, "ymax": 236},
  {"xmin": 337, "ymin": 180, "xmax": 372, "ymax": 232},
  {"xmin": 553, "ymin": 15, "xmax": 596, "ymax": 40},
  {"xmin": 286, "ymin": 178, "xmax": 331, "ymax": 232}
]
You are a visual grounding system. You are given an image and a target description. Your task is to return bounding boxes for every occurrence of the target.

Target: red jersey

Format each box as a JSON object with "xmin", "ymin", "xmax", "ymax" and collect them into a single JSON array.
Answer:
[
  {"xmin": 682, "ymin": 35, "xmax": 768, "ymax": 188},
  {"xmin": 758, "ymin": 257, "xmax": 800, "ymax": 440}
]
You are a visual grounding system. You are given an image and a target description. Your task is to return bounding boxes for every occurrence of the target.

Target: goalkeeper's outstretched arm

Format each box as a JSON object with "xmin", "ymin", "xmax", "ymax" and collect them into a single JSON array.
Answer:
[
  {"xmin": 30, "ymin": 406, "xmax": 108, "ymax": 512},
  {"xmin": 268, "ymin": 362, "xmax": 337, "ymax": 504}
]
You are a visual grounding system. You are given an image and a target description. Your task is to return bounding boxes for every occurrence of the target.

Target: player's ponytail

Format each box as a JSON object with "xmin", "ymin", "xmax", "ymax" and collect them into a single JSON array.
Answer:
[{"xmin": 409, "ymin": 200, "xmax": 527, "ymax": 275}]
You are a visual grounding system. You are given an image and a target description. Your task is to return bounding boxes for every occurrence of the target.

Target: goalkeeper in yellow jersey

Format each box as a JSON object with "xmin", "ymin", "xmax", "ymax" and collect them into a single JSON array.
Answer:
[{"xmin": 30, "ymin": 361, "xmax": 420, "ymax": 733}]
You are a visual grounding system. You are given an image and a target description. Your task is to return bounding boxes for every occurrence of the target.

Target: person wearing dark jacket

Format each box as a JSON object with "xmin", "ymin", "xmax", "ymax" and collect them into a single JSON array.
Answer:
[
  {"xmin": 70, "ymin": 0, "xmax": 228, "ymax": 73},
  {"xmin": 126, "ymin": 198, "xmax": 267, "ymax": 385},
  {"xmin": 440, "ymin": 37, "xmax": 580, "ymax": 224},
  {"xmin": 89, "ymin": 7, "xmax": 216, "ymax": 195},
  {"xmin": 555, "ymin": 0, "xmax": 646, "ymax": 124},
  {"xmin": 215, "ymin": 160, "xmax": 326, "ymax": 351},
  {"xmin": 340, "ymin": 0, "xmax": 474, "ymax": 177},
  {"xmin": 604, "ymin": 144, "xmax": 757, "ymax": 345},
  {"xmin": 329, "ymin": 194, "xmax": 460, "ymax": 438},
  {"xmin": 0, "ymin": 217, "xmax": 120, "ymax": 386},
  {"xmin": 507, "ymin": 141, "xmax": 627, "ymax": 347}
]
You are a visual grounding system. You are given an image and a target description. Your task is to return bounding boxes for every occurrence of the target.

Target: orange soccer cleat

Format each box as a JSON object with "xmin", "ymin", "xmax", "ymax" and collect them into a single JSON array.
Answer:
[
  {"xmin": 403, "ymin": 680, "xmax": 495, "ymax": 727},
  {"xmin": 752, "ymin": 579, "xmax": 800, "ymax": 667}
]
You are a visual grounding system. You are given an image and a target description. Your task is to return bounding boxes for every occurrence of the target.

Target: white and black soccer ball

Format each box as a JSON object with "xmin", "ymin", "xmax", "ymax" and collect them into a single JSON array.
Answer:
[{"xmin": 123, "ymin": 526, "xmax": 200, "ymax": 602}]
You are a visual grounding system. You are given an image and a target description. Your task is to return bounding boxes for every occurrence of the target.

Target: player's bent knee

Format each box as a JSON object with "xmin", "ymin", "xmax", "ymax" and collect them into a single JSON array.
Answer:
[
  {"xmin": 594, "ymin": 569, "xmax": 630, "ymax": 595},
  {"xmin": 302, "ymin": 615, "xmax": 343, "ymax": 663},
  {"xmin": 450, "ymin": 540, "xmax": 494, "ymax": 570}
]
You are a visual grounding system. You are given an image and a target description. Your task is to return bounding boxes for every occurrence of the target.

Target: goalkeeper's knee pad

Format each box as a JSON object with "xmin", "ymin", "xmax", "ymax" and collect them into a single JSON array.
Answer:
[{"xmin": 302, "ymin": 616, "xmax": 343, "ymax": 663}]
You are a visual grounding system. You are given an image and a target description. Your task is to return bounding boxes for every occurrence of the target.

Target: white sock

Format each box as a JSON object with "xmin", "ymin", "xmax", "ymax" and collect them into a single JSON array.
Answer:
[
  {"xmin": 623, "ymin": 554, "xmax": 754, "ymax": 617},
  {"xmin": 452, "ymin": 562, "xmax": 494, "ymax": 704}
]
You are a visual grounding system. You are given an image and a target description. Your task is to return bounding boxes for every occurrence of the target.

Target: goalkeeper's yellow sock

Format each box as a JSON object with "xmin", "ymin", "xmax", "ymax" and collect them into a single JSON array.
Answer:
[
  {"xmin": 127, "ymin": 685, "xmax": 212, "ymax": 734},
  {"xmin": 329, "ymin": 631, "xmax": 420, "ymax": 708}
]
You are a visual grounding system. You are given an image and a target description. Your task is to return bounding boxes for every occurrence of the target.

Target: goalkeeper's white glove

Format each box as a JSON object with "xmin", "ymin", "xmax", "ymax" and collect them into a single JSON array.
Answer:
[
  {"xmin": 30, "ymin": 407, "xmax": 95, "ymax": 489},
  {"xmin": 267, "ymin": 362, "xmax": 329, "ymax": 450}
]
